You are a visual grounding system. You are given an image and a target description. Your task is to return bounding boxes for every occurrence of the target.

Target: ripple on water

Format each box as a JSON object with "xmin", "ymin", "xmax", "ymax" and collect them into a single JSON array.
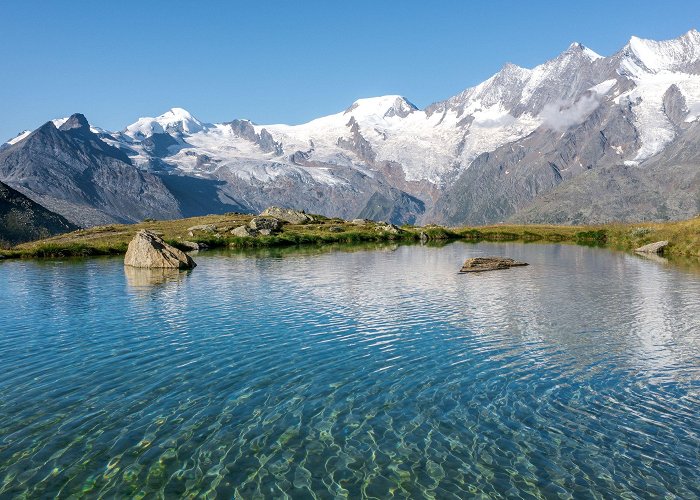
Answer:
[{"xmin": 0, "ymin": 243, "xmax": 699, "ymax": 498}]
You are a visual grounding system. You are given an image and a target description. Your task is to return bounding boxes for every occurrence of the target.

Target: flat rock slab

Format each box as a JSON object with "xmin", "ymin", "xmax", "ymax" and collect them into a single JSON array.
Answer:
[
  {"xmin": 460, "ymin": 257, "xmax": 528, "ymax": 273},
  {"xmin": 125, "ymin": 230, "xmax": 196, "ymax": 269},
  {"xmin": 635, "ymin": 240, "xmax": 669, "ymax": 254}
]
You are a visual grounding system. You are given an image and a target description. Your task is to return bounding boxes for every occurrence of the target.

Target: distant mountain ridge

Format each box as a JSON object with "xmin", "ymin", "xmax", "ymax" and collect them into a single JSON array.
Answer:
[{"xmin": 2, "ymin": 29, "xmax": 700, "ymax": 227}]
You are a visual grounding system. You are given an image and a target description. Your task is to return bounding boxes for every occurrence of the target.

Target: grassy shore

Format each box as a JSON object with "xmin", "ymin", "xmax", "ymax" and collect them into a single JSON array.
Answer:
[{"xmin": 2, "ymin": 212, "xmax": 699, "ymax": 259}]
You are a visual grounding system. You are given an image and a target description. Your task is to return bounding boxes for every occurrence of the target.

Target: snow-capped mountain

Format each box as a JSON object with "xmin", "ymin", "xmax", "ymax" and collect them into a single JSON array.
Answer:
[{"xmin": 2, "ymin": 29, "xmax": 700, "ymax": 226}]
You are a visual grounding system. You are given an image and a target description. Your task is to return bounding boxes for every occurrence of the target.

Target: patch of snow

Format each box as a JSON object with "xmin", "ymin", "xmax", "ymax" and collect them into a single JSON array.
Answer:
[
  {"xmin": 52, "ymin": 117, "xmax": 69, "ymax": 129},
  {"xmin": 6, "ymin": 130, "xmax": 32, "ymax": 145},
  {"xmin": 589, "ymin": 79, "xmax": 617, "ymax": 96},
  {"xmin": 125, "ymin": 107, "xmax": 205, "ymax": 139}
]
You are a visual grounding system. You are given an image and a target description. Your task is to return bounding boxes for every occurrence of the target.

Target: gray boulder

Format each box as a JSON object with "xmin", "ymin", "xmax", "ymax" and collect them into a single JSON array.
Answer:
[
  {"xmin": 260, "ymin": 206, "xmax": 314, "ymax": 224},
  {"xmin": 249, "ymin": 217, "xmax": 283, "ymax": 233},
  {"xmin": 179, "ymin": 240, "xmax": 200, "ymax": 251},
  {"xmin": 374, "ymin": 222, "xmax": 402, "ymax": 234},
  {"xmin": 124, "ymin": 230, "xmax": 196, "ymax": 269},
  {"xmin": 635, "ymin": 240, "xmax": 669, "ymax": 254},
  {"xmin": 231, "ymin": 225, "xmax": 258, "ymax": 237}
]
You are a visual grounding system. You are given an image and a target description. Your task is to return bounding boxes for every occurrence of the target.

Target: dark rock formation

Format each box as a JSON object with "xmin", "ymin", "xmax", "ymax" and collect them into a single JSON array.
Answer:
[{"xmin": 0, "ymin": 180, "xmax": 78, "ymax": 246}]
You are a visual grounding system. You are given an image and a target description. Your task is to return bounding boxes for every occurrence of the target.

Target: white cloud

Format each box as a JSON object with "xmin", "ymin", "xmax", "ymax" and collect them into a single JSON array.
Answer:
[{"xmin": 540, "ymin": 93, "xmax": 601, "ymax": 132}]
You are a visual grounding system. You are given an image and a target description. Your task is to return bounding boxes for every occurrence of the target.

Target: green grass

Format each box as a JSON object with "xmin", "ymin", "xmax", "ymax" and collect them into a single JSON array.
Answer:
[{"xmin": 2, "ymin": 213, "xmax": 699, "ymax": 260}]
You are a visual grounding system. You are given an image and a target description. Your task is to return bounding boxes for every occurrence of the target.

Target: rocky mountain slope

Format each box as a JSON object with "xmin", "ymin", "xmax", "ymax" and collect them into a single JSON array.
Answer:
[
  {"xmin": 2, "ymin": 30, "xmax": 700, "ymax": 226},
  {"xmin": 0, "ymin": 180, "xmax": 77, "ymax": 246}
]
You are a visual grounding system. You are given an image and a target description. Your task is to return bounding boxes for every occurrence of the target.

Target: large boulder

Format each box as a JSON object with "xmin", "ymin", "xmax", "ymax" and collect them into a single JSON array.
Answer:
[
  {"xmin": 260, "ymin": 206, "xmax": 314, "ymax": 224},
  {"xmin": 231, "ymin": 225, "xmax": 258, "ymax": 237},
  {"xmin": 635, "ymin": 240, "xmax": 669, "ymax": 254},
  {"xmin": 124, "ymin": 230, "xmax": 196, "ymax": 269},
  {"xmin": 249, "ymin": 217, "xmax": 283, "ymax": 233},
  {"xmin": 460, "ymin": 257, "xmax": 528, "ymax": 273}
]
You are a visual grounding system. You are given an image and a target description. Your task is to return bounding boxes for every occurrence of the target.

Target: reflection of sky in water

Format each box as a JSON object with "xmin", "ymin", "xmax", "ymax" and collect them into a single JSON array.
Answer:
[{"xmin": 0, "ymin": 243, "xmax": 699, "ymax": 498}]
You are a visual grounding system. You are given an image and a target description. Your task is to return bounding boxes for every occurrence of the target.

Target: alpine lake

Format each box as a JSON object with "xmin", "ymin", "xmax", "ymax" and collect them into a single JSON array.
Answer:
[{"xmin": 1, "ymin": 241, "xmax": 699, "ymax": 498}]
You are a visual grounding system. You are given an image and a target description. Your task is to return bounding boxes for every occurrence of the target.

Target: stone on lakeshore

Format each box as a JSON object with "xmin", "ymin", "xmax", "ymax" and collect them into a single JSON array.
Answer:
[
  {"xmin": 260, "ymin": 206, "xmax": 314, "ymax": 224},
  {"xmin": 231, "ymin": 225, "xmax": 258, "ymax": 237},
  {"xmin": 179, "ymin": 240, "xmax": 200, "ymax": 251},
  {"xmin": 124, "ymin": 230, "xmax": 196, "ymax": 269},
  {"xmin": 328, "ymin": 226, "xmax": 344, "ymax": 232},
  {"xmin": 635, "ymin": 240, "xmax": 669, "ymax": 254},
  {"xmin": 374, "ymin": 222, "xmax": 402, "ymax": 234},
  {"xmin": 249, "ymin": 217, "xmax": 283, "ymax": 233},
  {"xmin": 460, "ymin": 257, "xmax": 528, "ymax": 273},
  {"xmin": 351, "ymin": 219, "xmax": 369, "ymax": 225}
]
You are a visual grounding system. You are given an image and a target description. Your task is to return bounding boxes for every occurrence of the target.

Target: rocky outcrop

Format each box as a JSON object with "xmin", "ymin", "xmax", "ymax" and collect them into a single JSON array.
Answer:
[
  {"xmin": 460, "ymin": 257, "xmax": 528, "ymax": 273},
  {"xmin": 124, "ymin": 230, "xmax": 196, "ymax": 269},
  {"xmin": 249, "ymin": 217, "xmax": 283, "ymax": 233},
  {"xmin": 179, "ymin": 240, "xmax": 201, "ymax": 251},
  {"xmin": 231, "ymin": 216, "xmax": 284, "ymax": 237},
  {"xmin": 0, "ymin": 180, "xmax": 78, "ymax": 246},
  {"xmin": 231, "ymin": 225, "xmax": 257, "ymax": 237},
  {"xmin": 374, "ymin": 222, "xmax": 402, "ymax": 235},
  {"xmin": 635, "ymin": 240, "xmax": 669, "ymax": 254},
  {"xmin": 260, "ymin": 206, "xmax": 314, "ymax": 224}
]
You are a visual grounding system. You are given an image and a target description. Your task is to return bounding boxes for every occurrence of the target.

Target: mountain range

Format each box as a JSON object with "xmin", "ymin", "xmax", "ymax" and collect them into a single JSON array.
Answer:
[{"xmin": 2, "ymin": 29, "xmax": 699, "ymax": 232}]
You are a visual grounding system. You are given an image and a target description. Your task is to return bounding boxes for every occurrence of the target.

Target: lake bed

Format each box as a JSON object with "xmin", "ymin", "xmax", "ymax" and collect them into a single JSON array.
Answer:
[{"xmin": 1, "ymin": 242, "xmax": 699, "ymax": 497}]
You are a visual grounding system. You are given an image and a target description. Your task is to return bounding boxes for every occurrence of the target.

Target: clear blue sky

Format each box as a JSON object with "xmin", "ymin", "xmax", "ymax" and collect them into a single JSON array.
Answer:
[{"xmin": 1, "ymin": 0, "xmax": 699, "ymax": 140}]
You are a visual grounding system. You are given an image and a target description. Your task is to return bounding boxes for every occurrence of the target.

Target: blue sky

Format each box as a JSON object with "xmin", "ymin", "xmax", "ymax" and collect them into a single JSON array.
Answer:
[{"xmin": 1, "ymin": 0, "xmax": 699, "ymax": 140}]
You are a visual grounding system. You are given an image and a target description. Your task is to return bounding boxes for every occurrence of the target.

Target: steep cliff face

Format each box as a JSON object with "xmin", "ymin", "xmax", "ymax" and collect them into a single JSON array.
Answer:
[{"xmin": 0, "ymin": 180, "xmax": 77, "ymax": 246}]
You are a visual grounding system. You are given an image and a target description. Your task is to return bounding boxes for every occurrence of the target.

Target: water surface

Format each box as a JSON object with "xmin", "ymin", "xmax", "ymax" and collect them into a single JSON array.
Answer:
[{"xmin": 1, "ymin": 243, "xmax": 699, "ymax": 498}]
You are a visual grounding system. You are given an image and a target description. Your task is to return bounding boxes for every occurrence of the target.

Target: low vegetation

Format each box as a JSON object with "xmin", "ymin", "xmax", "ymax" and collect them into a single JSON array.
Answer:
[{"xmin": 1, "ymin": 212, "xmax": 698, "ymax": 260}]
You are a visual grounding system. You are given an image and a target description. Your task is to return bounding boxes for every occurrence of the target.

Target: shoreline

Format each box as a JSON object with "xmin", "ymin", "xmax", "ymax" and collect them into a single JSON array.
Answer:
[{"xmin": 2, "ymin": 213, "xmax": 699, "ymax": 260}]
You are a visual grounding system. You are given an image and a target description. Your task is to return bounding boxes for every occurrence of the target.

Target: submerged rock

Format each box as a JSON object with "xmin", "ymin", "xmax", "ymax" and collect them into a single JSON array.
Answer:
[
  {"xmin": 260, "ymin": 206, "xmax": 314, "ymax": 224},
  {"xmin": 124, "ymin": 230, "xmax": 196, "ymax": 269},
  {"xmin": 460, "ymin": 257, "xmax": 528, "ymax": 273},
  {"xmin": 635, "ymin": 240, "xmax": 669, "ymax": 254}
]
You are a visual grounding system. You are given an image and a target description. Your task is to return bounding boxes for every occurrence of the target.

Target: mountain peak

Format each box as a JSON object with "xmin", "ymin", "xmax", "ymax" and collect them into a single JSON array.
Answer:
[
  {"xmin": 344, "ymin": 95, "xmax": 417, "ymax": 119},
  {"xmin": 58, "ymin": 113, "xmax": 90, "ymax": 132},
  {"xmin": 563, "ymin": 42, "xmax": 603, "ymax": 61},
  {"xmin": 125, "ymin": 107, "xmax": 204, "ymax": 139},
  {"xmin": 622, "ymin": 29, "xmax": 700, "ymax": 75}
]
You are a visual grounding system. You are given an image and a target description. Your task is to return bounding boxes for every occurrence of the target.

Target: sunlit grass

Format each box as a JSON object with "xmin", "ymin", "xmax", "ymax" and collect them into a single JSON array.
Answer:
[{"xmin": 3, "ymin": 213, "xmax": 699, "ymax": 259}]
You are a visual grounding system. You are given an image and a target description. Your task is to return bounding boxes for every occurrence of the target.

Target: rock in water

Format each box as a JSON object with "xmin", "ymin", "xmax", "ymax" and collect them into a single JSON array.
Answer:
[
  {"xmin": 124, "ymin": 230, "xmax": 196, "ymax": 269},
  {"xmin": 260, "ymin": 206, "xmax": 314, "ymax": 224},
  {"xmin": 635, "ymin": 240, "xmax": 669, "ymax": 254},
  {"xmin": 460, "ymin": 257, "xmax": 528, "ymax": 273}
]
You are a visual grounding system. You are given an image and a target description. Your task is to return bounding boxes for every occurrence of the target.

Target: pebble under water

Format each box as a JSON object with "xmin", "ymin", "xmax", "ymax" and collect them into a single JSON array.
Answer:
[{"xmin": 1, "ymin": 242, "xmax": 699, "ymax": 498}]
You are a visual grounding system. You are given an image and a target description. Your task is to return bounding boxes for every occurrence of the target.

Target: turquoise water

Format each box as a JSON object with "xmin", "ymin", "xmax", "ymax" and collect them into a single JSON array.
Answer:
[{"xmin": 1, "ymin": 242, "xmax": 699, "ymax": 498}]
